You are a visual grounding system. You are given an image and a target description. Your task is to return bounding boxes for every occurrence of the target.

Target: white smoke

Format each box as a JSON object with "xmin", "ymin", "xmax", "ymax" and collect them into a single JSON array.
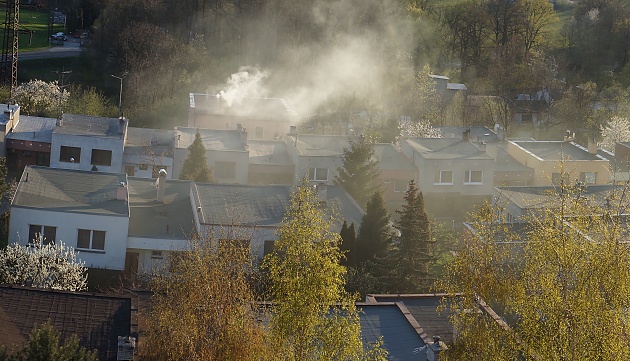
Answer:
[{"xmin": 215, "ymin": 66, "xmax": 270, "ymax": 107}]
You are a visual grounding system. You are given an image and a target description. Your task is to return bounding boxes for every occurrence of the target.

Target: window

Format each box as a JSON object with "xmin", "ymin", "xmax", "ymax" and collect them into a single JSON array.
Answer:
[
  {"xmin": 383, "ymin": 179, "xmax": 391, "ymax": 184},
  {"xmin": 151, "ymin": 250, "xmax": 164, "ymax": 259},
  {"xmin": 59, "ymin": 146, "xmax": 81, "ymax": 163},
  {"xmin": 394, "ymin": 180, "xmax": 408, "ymax": 193},
  {"xmin": 579, "ymin": 172, "xmax": 597, "ymax": 184},
  {"xmin": 125, "ymin": 166, "xmax": 135, "ymax": 176},
  {"xmin": 464, "ymin": 170, "xmax": 483, "ymax": 184},
  {"xmin": 28, "ymin": 225, "xmax": 56, "ymax": 244},
  {"xmin": 139, "ymin": 164, "xmax": 149, "ymax": 170},
  {"xmin": 215, "ymin": 161, "xmax": 236, "ymax": 178},
  {"xmin": 91, "ymin": 149, "xmax": 112, "ymax": 166},
  {"xmin": 552, "ymin": 172, "xmax": 569, "ymax": 186},
  {"xmin": 308, "ymin": 168, "xmax": 329, "ymax": 181},
  {"xmin": 434, "ymin": 170, "xmax": 453, "ymax": 184},
  {"xmin": 77, "ymin": 229, "xmax": 106, "ymax": 251},
  {"xmin": 255, "ymin": 126, "xmax": 264, "ymax": 138},
  {"xmin": 22, "ymin": 151, "xmax": 31, "ymax": 157}
]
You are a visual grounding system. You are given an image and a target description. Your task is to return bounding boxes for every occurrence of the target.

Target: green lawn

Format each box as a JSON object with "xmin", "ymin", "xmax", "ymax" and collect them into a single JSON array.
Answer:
[{"xmin": 1, "ymin": 6, "xmax": 66, "ymax": 52}]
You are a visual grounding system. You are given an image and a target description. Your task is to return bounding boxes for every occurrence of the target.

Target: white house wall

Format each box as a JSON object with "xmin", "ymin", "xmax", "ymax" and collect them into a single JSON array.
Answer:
[
  {"xmin": 8, "ymin": 207, "xmax": 129, "ymax": 270},
  {"xmin": 123, "ymin": 153, "xmax": 174, "ymax": 179},
  {"xmin": 50, "ymin": 133, "xmax": 124, "ymax": 173}
]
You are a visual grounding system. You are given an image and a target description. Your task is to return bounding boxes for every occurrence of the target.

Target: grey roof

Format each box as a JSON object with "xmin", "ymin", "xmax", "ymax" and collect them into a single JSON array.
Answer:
[
  {"xmin": 495, "ymin": 185, "xmax": 622, "ymax": 210},
  {"xmin": 435, "ymin": 126, "xmax": 499, "ymax": 143},
  {"xmin": 374, "ymin": 143, "xmax": 416, "ymax": 171},
  {"xmin": 404, "ymin": 138, "xmax": 494, "ymax": 160},
  {"xmin": 12, "ymin": 166, "xmax": 129, "ymax": 216},
  {"xmin": 190, "ymin": 93, "xmax": 297, "ymax": 119},
  {"xmin": 429, "ymin": 74, "xmax": 449, "ymax": 80},
  {"xmin": 447, "ymin": 83, "xmax": 467, "ymax": 91},
  {"xmin": 127, "ymin": 178, "xmax": 194, "ymax": 239},
  {"xmin": 511, "ymin": 141, "xmax": 606, "ymax": 161},
  {"xmin": 192, "ymin": 183, "xmax": 363, "ymax": 228},
  {"xmin": 53, "ymin": 114, "xmax": 126, "ymax": 139},
  {"xmin": 124, "ymin": 127, "xmax": 174, "ymax": 157},
  {"xmin": 358, "ymin": 303, "xmax": 426, "ymax": 361},
  {"xmin": 368, "ymin": 295, "xmax": 457, "ymax": 345},
  {"xmin": 175, "ymin": 127, "xmax": 247, "ymax": 151},
  {"xmin": 7, "ymin": 115, "xmax": 56, "ymax": 143},
  {"xmin": 290, "ymin": 134, "xmax": 351, "ymax": 157},
  {"xmin": 248, "ymin": 140, "xmax": 293, "ymax": 166}
]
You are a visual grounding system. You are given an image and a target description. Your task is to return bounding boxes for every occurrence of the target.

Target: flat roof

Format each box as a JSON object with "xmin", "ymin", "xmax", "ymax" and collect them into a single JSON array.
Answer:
[
  {"xmin": 127, "ymin": 178, "xmax": 194, "ymax": 239},
  {"xmin": 374, "ymin": 143, "xmax": 416, "ymax": 171},
  {"xmin": 190, "ymin": 93, "xmax": 297, "ymax": 119},
  {"xmin": 248, "ymin": 140, "xmax": 293, "ymax": 166},
  {"xmin": 511, "ymin": 141, "xmax": 606, "ymax": 161},
  {"xmin": 53, "ymin": 114, "xmax": 126, "ymax": 139},
  {"xmin": 7, "ymin": 115, "xmax": 56, "ymax": 143},
  {"xmin": 289, "ymin": 134, "xmax": 351, "ymax": 157},
  {"xmin": 192, "ymin": 183, "xmax": 363, "ymax": 228},
  {"xmin": 124, "ymin": 127, "xmax": 174, "ymax": 157},
  {"xmin": 404, "ymin": 138, "xmax": 494, "ymax": 160},
  {"xmin": 495, "ymin": 185, "xmax": 622, "ymax": 209},
  {"xmin": 175, "ymin": 127, "xmax": 247, "ymax": 151},
  {"xmin": 12, "ymin": 166, "xmax": 129, "ymax": 216}
]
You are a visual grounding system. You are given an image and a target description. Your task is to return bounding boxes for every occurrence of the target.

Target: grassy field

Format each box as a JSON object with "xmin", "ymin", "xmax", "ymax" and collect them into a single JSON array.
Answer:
[{"xmin": 1, "ymin": 6, "xmax": 66, "ymax": 52}]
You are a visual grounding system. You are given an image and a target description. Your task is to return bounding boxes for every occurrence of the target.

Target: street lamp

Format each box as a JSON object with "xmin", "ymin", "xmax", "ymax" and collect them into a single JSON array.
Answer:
[{"xmin": 111, "ymin": 74, "xmax": 124, "ymax": 118}]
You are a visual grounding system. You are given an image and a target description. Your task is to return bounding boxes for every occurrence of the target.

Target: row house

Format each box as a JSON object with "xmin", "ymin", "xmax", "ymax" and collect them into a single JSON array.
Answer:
[
  {"xmin": 8, "ymin": 166, "xmax": 363, "ymax": 273},
  {"xmin": 188, "ymin": 93, "xmax": 297, "ymax": 140}
]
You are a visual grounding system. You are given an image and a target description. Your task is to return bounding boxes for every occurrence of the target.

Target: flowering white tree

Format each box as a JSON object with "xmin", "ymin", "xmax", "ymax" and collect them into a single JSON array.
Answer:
[
  {"xmin": 397, "ymin": 119, "xmax": 442, "ymax": 141},
  {"xmin": 0, "ymin": 237, "xmax": 87, "ymax": 291},
  {"xmin": 600, "ymin": 116, "xmax": 630, "ymax": 151},
  {"xmin": 12, "ymin": 79, "xmax": 69, "ymax": 117}
]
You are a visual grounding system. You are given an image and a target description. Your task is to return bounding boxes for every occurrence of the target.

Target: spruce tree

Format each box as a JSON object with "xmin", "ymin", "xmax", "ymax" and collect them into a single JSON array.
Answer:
[
  {"xmin": 387, "ymin": 180, "xmax": 435, "ymax": 293},
  {"xmin": 356, "ymin": 191, "xmax": 392, "ymax": 267},
  {"xmin": 339, "ymin": 221, "xmax": 357, "ymax": 267},
  {"xmin": 334, "ymin": 136, "xmax": 380, "ymax": 208},
  {"xmin": 179, "ymin": 130, "xmax": 213, "ymax": 182}
]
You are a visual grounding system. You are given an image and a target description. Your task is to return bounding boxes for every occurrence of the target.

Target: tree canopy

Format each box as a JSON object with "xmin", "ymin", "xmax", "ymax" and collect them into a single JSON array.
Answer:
[
  {"xmin": 440, "ymin": 181, "xmax": 630, "ymax": 359},
  {"xmin": 383, "ymin": 181, "xmax": 435, "ymax": 293},
  {"xmin": 179, "ymin": 130, "xmax": 213, "ymax": 182},
  {"xmin": 334, "ymin": 136, "xmax": 381, "ymax": 208},
  {"xmin": 0, "ymin": 238, "xmax": 87, "ymax": 291},
  {"xmin": 263, "ymin": 182, "xmax": 385, "ymax": 360},
  {"xmin": 0, "ymin": 321, "xmax": 98, "ymax": 361}
]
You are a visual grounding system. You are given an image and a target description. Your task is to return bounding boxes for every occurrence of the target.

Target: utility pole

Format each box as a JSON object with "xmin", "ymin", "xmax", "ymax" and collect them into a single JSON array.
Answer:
[{"xmin": 111, "ymin": 74, "xmax": 124, "ymax": 118}]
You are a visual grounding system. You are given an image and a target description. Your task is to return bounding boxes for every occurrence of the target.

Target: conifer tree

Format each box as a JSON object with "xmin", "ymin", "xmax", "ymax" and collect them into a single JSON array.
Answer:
[
  {"xmin": 385, "ymin": 181, "xmax": 435, "ymax": 293},
  {"xmin": 179, "ymin": 130, "xmax": 213, "ymax": 182},
  {"xmin": 339, "ymin": 221, "xmax": 357, "ymax": 267},
  {"xmin": 264, "ymin": 182, "xmax": 384, "ymax": 360},
  {"xmin": 334, "ymin": 137, "xmax": 380, "ymax": 208},
  {"xmin": 356, "ymin": 191, "xmax": 392, "ymax": 267}
]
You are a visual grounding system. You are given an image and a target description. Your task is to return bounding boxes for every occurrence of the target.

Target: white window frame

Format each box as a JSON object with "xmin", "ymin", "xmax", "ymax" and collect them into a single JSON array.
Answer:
[
  {"xmin": 435, "ymin": 170, "xmax": 453, "ymax": 185},
  {"xmin": 464, "ymin": 170, "xmax": 483, "ymax": 185},
  {"xmin": 77, "ymin": 229, "xmax": 106, "ymax": 252},
  {"xmin": 308, "ymin": 167, "xmax": 329, "ymax": 182}
]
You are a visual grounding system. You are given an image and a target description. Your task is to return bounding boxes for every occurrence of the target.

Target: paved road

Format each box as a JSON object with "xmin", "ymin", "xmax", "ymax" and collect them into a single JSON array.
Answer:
[{"xmin": 19, "ymin": 38, "xmax": 83, "ymax": 60}]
